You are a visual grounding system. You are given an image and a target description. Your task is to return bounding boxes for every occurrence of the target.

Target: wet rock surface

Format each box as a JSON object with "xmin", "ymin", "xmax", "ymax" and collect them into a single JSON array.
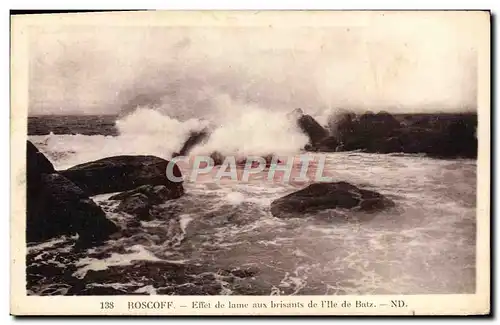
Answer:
[
  {"xmin": 60, "ymin": 155, "xmax": 184, "ymax": 196},
  {"xmin": 110, "ymin": 185, "xmax": 184, "ymax": 220},
  {"xmin": 314, "ymin": 111, "xmax": 477, "ymax": 159},
  {"xmin": 26, "ymin": 141, "xmax": 118, "ymax": 246},
  {"xmin": 270, "ymin": 181, "xmax": 395, "ymax": 219}
]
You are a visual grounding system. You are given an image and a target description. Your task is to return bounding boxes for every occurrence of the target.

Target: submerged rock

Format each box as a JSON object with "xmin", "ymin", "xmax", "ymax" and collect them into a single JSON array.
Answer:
[
  {"xmin": 109, "ymin": 184, "xmax": 184, "ymax": 203},
  {"xmin": 209, "ymin": 152, "xmax": 281, "ymax": 168},
  {"xmin": 117, "ymin": 193, "xmax": 152, "ymax": 220},
  {"xmin": 270, "ymin": 181, "xmax": 395, "ymax": 219},
  {"xmin": 60, "ymin": 155, "xmax": 184, "ymax": 196},
  {"xmin": 236, "ymin": 155, "xmax": 282, "ymax": 168},
  {"xmin": 110, "ymin": 184, "xmax": 184, "ymax": 220}
]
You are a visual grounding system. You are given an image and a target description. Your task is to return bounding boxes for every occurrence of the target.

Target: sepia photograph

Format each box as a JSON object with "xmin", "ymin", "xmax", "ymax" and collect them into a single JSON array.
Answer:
[{"xmin": 10, "ymin": 10, "xmax": 490, "ymax": 315}]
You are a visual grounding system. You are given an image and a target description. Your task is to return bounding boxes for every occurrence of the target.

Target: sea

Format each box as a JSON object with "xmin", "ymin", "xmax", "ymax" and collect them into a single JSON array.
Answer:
[{"xmin": 26, "ymin": 109, "xmax": 477, "ymax": 296}]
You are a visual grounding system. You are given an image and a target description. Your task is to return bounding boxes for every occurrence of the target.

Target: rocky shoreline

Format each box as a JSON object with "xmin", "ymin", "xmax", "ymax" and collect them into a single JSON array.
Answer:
[
  {"xmin": 300, "ymin": 110, "xmax": 477, "ymax": 159},
  {"xmin": 26, "ymin": 107, "xmax": 476, "ymax": 246},
  {"xmin": 26, "ymin": 141, "xmax": 185, "ymax": 247}
]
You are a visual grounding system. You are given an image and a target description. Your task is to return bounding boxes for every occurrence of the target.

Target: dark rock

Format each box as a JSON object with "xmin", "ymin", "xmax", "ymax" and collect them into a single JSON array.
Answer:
[
  {"xmin": 27, "ymin": 140, "xmax": 55, "ymax": 188},
  {"xmin": 72, "ymin": 261, "xmax": 223, "ymax": 295},
  {"xmin": 111, "ymin": 184, "xmax": 184, "ymax": 220},
  {"xmin": 318, "ymin": 110, "xmax": 402, "ymax": 152},
  {"xmin": 314, "ymin": 136, "xmax": 340, "ymax": 152},
  {"xmin": 210, "ymin": 151, "xmax": 225, "ymax": 166},
  {"xmin": 117, "ymin": 193, "xmax": 152, "ymax": 220},
  {"xmin": 391, "ymin": 127, "xmax": 440, "ymax": 154},
  {"xmin": 230, "ymin": 267, "xmax": 259, "ymax": 278},
  {"xmin": 342, "ymin": 111, "xmax": 402, "ymax": 151},
  {"xmin": 391, "ymin": 120, "xmax": 477, "ymax": 158},
  {"xmin": 109, "ymin": 184, "xmax": 184, "ymax": 203},
  {"xmin": 270, "ymin": 182, "xmax": 395, "ymax": 219},
  {"xmin": 437, "ymin": 118, "xmax": 477, "ymax": 158},
  {"xmin": 304, "ymin": 144, "xmax": 315, "ymax": 151},
  {"xmin": 27, "ymin": 173, "xmax": 118, "ymax": 245},
  {"xmin": 209, "ymin": 152, "xmax": 283, "ymax": 168},
  {"xmin": 327, "ymin": 110, "xmax": 355, "ymax": 134},
  {"xmin": 295, "ymin": 110, "xmax": 329, "ymax": 146},
  {"xmin": 172, "ymin": 128, "xmax": 210, "ymax": 158},
  {"xmin": 236, "ymin": 155, "xmax": 282, "ymax": 168},
  {"xmin": 67, "ymin": 286, "xmax": 129, "ymax": 296},
  {"xmin": 329, "ymin": 111, "xmax": 356, "ymax": 133},
  {"xmin": 359, "ymin": 111, "xmax": 401, "ymax": 132},
  {"xmin": 218, "ymin": 266, "xmax": 259, "ymax": 278},
  {"xmin": 59, "ymin": 155, "xmax": 184, "ymax": 196},
  {"xmin": 320, "ymin": 111, "xmax": 477, "ymax": 158},
  {"xmin": 26, "ymin": 141, "xmax": 118, "ymax": 245},
  {"xmin": 369, "ymin": 137, "xmax": 404, "ymax": 154}
]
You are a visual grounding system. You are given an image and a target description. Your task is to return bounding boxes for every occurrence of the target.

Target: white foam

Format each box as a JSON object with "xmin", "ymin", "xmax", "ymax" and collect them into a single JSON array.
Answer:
[
  {"xmin": 224, "ymin": 192, "xmax": 245, "ymax": 205},
  {"xmin": 134, "ymin": 285, "xmax": 158, "ymax": 295},
  {"xmin": 162, "ymin": 259, "xmax": 190, "ymax": 264},
  {"xmin": 292, "ymin": 248, "xmax": 310, "ymax": 258},
  {"xmin": 73, "ymin": 245, "xmax": 161, "ymax": 279},
  {"xmin": 91, "ymin": 282, "xmax": 143, "ymax": 290},
  {"xmin": 213, "ymin": 272, "xmax": 233, "ymax": 296},
  {"xmin": 278, "ymin": 267, "xmax": 308, "ymax": 295},
  {"xmin": 27, "ymin": 235, "xmax": 76, "ymax": 253},
  {"xmin": 179, "ymin": 214, "xmax": 193, "ymax": 235},
  {"xmin": 189, "ymin": 96, "xmax": 309, "ymax": 157}
]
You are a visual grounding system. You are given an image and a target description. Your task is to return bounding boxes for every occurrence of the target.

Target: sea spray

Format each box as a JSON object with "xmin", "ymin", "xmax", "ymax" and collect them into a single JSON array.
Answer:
[
  {"xmin": 189, "ymin": 95, "xmax": 310, "ymax": 158},
  {"xmin": 115, "ymin": 107, "xmax": 210, "ymax": 158},
  {"xmin": 114, "ymin": 95, "xmax": 309, "ymax": 162}
]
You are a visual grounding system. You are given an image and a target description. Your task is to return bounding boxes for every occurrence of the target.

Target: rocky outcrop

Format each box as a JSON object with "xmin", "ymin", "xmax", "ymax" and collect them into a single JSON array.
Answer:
[
  {"xmin": 270, "ymin": 182, "xmax": 395, "ymax": 219},
  {"xmin": 26, "ymin": 141, "xmax": 118, "ymax": 245},
  {"xmin": 60, "ymin": 155, "xmax": 184, "ymax": 196},
  {"xmin": 296, "ymin": 111, "xmax": 329, "ymax": 146},
  {"xmin": 27, "ymin": 173, "xmax": 119, "ymax": 245},
  {"xmin": 430, "ymin": 117, "xmax": 477, "ymax": 158},
  {"xmin": 334, "ymin": 111, "xmax": 402, "ymax": 152},
  {"xmin": 307, "ymin": 136, "xmax": 339, "ymax": 152},
  {"xmin": 312, "ymin": 110, "xmax": 477, "ymax": 159},
  {"xmin": 387, "ymin": 122, "xmax": 477, "ymax": 158}
]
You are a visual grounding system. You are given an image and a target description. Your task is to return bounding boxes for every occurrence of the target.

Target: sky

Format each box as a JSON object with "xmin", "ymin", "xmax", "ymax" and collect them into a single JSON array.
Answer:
[{"xmin": 27, "ymin": 11, "xmax": 480, "ymax": 117}]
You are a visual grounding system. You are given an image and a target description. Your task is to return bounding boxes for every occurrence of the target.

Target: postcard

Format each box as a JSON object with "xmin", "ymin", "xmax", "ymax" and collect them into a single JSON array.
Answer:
[{"xmin": 10, "ymin": 10, "xmax": 490, "ymax": 316}]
